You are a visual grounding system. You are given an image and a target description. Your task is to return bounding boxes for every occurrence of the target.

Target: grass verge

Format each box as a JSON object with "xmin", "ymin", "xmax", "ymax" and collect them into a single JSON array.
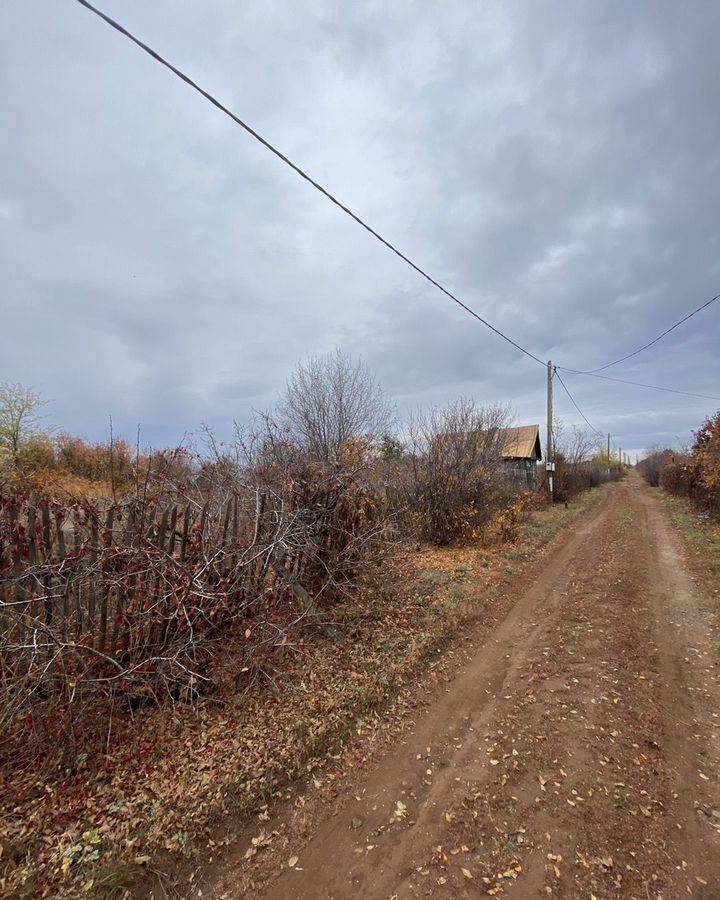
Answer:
[{"xmin": 659, "ymin": 490, "xmax": 720, "ymax": 589}]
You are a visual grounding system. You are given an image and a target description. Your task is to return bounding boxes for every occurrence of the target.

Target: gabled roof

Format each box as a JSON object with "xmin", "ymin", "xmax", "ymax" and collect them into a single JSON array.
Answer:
[
  {"xmin": 435, "ymin": 424, "xmax": 543, "ymax": 460},
  {"xmin": 499, "ymin": 425, "xmax": 542, "ymax": 460}
]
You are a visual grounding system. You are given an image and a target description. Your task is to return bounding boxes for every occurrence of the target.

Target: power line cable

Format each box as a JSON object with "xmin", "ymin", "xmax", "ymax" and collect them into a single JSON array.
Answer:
[
  {"xmin": 74, "ymin": 0, "xmax": 546, "ymax": 367},
  {"xmin": 554, "ymin": 370, "xmax": 602, "ymax": 435},
  {"xmin": 580, "ymin": 291, "xmax": 720, "ymax": 373},
  {"xmin": 70, "ymin": 1, "xmax": 720, "ymax": 402},
  {"xmin": 557, "ymin": 367, "xmax": 720, "ymax": 401}
]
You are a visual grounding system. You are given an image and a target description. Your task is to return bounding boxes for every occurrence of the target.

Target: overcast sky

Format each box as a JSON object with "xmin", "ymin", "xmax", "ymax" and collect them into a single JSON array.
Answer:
[{"xmin": 2, "ymin": 0, "xmax": 719, "ymax": 457}]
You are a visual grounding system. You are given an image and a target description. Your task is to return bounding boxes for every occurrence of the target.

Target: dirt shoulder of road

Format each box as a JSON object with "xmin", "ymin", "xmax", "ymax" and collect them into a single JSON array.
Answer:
[{"xmin": 1, "ymin": 491, "xmax": 602, "ymax": 900}]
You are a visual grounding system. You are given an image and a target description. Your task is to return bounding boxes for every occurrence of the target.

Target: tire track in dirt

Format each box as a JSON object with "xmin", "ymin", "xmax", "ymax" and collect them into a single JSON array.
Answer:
[{"xmin": 204, "ymin": 478, "xmax": 720, "ymax": 900}]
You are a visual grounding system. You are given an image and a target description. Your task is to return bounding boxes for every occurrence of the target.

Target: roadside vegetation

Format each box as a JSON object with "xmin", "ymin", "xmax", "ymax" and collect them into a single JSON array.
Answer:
[
  {"xmin": 659, "ymin": 493, "xmax": 720, "ymax": 584},
  {"xmin": 638, "ymin": 409, "xmax": 720, "ymax": 517},
  {"xmin": 0, "ymin": 361, "xmax": 618, "ymax": 898}
]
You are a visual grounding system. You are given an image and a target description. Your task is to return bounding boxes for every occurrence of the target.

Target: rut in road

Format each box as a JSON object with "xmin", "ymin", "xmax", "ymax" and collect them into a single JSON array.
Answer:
[{"xmin": 206, "ymin": 476, "xmax": 720, "ymax": 900}]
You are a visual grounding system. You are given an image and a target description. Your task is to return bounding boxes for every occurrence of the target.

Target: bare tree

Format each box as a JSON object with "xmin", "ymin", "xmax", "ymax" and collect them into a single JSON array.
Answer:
[
  {"xmin": 0, "ymin": 383, "xmax": 47, "ymax": 466},
  {"xmin": 552, "ymin": 420, "xmax": 615, "ymax": 499},
  {"xmin": 553, "ymin": 420, "xmax": 598, "ymax": 467},
  {"xmin": 277, "ymin": 349, "xmax": 395, "ymax": 463}
]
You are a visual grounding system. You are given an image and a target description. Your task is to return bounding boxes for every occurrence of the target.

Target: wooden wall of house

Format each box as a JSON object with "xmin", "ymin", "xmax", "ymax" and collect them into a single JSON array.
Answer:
[{"xmin": 501, "ymin": 458, "xmax": 539, "ymax": 491}]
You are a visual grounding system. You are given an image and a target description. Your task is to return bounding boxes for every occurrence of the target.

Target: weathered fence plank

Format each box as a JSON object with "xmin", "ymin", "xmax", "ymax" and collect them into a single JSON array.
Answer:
[{"xmin": 1, "ymin": 467, "xmax": 377, "ymax": 700}]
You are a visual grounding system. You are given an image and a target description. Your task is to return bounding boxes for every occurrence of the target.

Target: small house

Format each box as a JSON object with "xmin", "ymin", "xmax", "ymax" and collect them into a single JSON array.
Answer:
[{"xmin": 498, "ymin": 424, "xmax": 542, "ymax": 490}]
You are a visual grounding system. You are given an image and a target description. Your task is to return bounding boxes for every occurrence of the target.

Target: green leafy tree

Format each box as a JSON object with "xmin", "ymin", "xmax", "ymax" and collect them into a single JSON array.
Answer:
[{"xmin": 0, "ymin": 382, "xmax": 47, "ymax": 467}]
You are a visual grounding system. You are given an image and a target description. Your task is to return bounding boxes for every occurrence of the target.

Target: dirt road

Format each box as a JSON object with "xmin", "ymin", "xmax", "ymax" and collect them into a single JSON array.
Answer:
[{"xmin": 207, "ymin": 476, "xmax": 720, "ymax": 899}]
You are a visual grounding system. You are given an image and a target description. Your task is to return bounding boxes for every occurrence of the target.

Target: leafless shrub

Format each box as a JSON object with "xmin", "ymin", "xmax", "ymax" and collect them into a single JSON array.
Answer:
[
  {"xmin": 637, "ymin": 447, "xmax": 675, "ymax": 487},
  {"xmin": 397, "ymin": 400, "xmax": 515, "ymax": 544},
  {"xmin": 235, "ymin": 413, "xmax": 395, "ymax": 598},
  {"xmin": 551, "ymin": 420, "xmax": 630, "ymax": 500},
  {"xmin": 552, "ymin": 422, "xmax": 600, "ymax": 501}
]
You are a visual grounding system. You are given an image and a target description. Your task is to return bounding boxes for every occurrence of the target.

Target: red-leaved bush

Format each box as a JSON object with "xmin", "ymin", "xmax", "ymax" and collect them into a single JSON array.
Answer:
[{"xmin": 647, "ymin": 410, "xmax": 720, "ymax": 516}]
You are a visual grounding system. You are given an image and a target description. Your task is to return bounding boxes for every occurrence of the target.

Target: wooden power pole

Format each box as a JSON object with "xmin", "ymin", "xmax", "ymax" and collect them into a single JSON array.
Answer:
[
  {"xmin": 546, "ymin": 360, "xmax": 554, "ymax": 501},
  {"xmin": 607, "ymin": 433, "xmax": 611, "ymax": 474}
]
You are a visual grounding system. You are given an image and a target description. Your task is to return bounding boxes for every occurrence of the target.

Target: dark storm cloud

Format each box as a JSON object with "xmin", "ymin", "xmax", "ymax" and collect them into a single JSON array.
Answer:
[{"xmin": 1, "ymin": 0, "xmax": 718, "ymax": 455}]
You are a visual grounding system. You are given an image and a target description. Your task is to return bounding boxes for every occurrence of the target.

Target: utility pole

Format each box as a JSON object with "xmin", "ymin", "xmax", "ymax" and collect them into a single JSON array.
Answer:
[
  {"xmin": 619, "ymin": 447, "xmax": 622, "ymax": 468},
  {"xmin": 546, "ymin": 360, "xmax": 554, "ymax": 501},
  {"xmin": 607, "ymin": 433, "xmax": 611, "ymax": 475}
]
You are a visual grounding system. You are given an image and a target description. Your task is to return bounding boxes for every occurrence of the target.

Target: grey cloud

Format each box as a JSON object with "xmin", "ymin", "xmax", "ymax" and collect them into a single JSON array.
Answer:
[{"xmin": 1, "ymin": 0, "xmax": 718, "ymax": 454}]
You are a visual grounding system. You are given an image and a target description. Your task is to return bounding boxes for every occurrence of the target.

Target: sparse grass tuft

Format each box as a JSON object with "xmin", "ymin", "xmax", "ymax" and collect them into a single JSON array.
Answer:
[
  {"xmin": 502, "ymin": 548, "xmax": 527, "ymax": 563},
  {"xmin": 421, "ymin": 570, "xmax": 452, "ymax": 586},
  {"xmin": 87, "ymin": 863, "xmax": 139, "ymax": 899}
]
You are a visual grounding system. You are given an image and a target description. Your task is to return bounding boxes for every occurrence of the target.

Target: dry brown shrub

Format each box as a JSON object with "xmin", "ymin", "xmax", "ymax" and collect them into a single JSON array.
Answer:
[
  {"xmin": 55, "ymin": 432, "xmax": 134, "ymax": 484},
  {"xmin": 396, "ymin": 399, "xmax": 515, "ymax": 545},
  {"xmin": 652, "ymin": 410, "xmax": 720, "ymax": 516}
]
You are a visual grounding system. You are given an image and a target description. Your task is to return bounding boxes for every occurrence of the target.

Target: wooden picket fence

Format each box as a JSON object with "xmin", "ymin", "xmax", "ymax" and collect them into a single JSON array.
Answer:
[
  {"xmin": 0, "ymin": 489, "xmax": 311, "ymax": 687},
  {"xmin": 0, "ymin": 470, "xmax": 387, "ymax": 700}
]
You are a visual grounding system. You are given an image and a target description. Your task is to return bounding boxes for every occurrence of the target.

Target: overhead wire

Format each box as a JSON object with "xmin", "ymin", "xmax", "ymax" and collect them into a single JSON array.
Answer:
[
  {"xmin": 578, "ymin": 290, "xmax": 720, "ymax": 373},
  {"xmin": 556, "ymin": 367, "xmax": 720, "ymax": 402},
  {"xmin": 74, "ymin": 0, "xmax": 547, "ymax": 367},
  {"xmin": 553, "ymin": 370, "xmax": 603, "ymax": 436}
]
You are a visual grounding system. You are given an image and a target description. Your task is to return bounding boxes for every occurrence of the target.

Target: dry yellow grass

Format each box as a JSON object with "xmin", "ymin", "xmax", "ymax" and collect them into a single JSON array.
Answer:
[{"xmin": 27, "ymin": 471, "xmax": 116, "ymax": 501}]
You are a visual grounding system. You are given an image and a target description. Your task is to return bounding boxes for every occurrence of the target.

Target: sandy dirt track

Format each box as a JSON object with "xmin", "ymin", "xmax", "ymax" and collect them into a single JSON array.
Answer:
[{"xmin": 206, "ymin": 476, "xmax": 720, "ymax": 900}]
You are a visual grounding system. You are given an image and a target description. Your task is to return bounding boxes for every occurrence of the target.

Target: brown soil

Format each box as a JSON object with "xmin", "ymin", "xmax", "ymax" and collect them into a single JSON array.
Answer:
[{"xmin": 192, "ymin": 473, "xmax": 720, "ymax": 900}]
